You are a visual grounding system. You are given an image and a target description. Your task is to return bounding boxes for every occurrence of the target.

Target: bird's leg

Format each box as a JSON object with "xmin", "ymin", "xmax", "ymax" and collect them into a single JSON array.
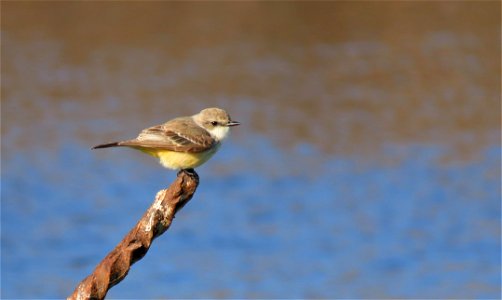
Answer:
[{"xmin": 177, "ymin": 168, "xmax": 198, "ymax": 180}]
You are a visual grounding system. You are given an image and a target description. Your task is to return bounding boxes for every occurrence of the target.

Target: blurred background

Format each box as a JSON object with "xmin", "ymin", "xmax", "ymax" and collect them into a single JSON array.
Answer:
[{"xmin": 1, "ymin": 2, "xmax": 500, "ymax": 299}]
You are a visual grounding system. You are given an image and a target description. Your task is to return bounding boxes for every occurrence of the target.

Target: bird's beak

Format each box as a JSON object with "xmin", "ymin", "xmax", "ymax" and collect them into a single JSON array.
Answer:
[{"xmin": 227, "ymin": 121, "xmax": 241, "ymax": 127}]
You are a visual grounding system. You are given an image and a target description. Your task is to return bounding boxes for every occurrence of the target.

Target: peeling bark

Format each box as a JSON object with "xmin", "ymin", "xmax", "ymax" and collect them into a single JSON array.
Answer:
[{"xmin": 68, "ymin": 169, "xmax": 199, "ymax": 300}]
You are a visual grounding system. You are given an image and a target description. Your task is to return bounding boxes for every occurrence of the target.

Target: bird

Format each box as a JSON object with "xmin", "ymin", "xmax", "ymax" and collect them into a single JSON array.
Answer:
[{"xmin": 92, "ymin": 107, "xmax": 240, "ymax": 171}]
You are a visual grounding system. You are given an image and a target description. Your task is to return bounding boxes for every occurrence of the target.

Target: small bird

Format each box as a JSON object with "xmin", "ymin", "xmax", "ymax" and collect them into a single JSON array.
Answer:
[{"xmin": 93, "ymin": 108, "xmax": 240, "ymax": 170}]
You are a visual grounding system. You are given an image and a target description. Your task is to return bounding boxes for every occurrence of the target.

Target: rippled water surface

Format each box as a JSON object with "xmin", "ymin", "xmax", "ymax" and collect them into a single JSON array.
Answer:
[{"xmin": 2, "ymin": 2, "xmax": 500, "ymax": 299}]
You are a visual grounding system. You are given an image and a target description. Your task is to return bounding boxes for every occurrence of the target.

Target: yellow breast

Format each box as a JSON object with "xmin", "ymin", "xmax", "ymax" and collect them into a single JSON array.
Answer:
[{"xmin": 137, "ymin": 147, "xmax": 218, "ymax": 170}]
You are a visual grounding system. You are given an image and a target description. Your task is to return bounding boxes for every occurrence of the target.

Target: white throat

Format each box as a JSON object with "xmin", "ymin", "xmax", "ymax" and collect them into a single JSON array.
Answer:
[{"xmin": 207, "ymin": 126, "xmax": 230, "ymax": 142}]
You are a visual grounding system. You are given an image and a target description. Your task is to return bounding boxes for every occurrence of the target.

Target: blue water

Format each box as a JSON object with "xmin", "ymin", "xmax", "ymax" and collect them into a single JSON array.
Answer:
[
  {"xmin": 2, "ymin": 128, "xmax": 500, "ymax": 298},
  {"xmin": 2, "ymin": 2, "xmax": 501, "ymax": 298}
]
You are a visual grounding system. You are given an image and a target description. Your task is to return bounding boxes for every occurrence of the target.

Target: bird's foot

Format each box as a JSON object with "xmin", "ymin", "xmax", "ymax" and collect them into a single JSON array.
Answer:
[{"xmin": 177, "ymin": 168, "xmax": 198, "ymax": 180}]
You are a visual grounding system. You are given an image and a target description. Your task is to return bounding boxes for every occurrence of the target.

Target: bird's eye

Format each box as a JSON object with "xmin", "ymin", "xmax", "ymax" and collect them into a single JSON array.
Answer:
[{"xmin": 211, "ymin": 121, "xmax": 218, "ymax": 126}]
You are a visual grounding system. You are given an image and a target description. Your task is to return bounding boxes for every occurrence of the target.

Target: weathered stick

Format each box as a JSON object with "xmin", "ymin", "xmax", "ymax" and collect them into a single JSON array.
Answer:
[{"xmin": 68, "ymin": 169, "xmax": 199, "ymax": 300}]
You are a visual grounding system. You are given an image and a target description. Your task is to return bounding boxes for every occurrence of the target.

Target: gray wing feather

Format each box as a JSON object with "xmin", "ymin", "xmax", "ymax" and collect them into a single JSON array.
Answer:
[{"xmin": 119, "ymin": 118, "xmax": 215, "ymax": 153}]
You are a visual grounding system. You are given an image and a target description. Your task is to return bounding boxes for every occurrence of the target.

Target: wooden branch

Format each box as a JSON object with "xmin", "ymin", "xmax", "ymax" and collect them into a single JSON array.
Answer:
[{"xmin": 68, "ymin": 169, "xmax": 199, "ymax": 300}]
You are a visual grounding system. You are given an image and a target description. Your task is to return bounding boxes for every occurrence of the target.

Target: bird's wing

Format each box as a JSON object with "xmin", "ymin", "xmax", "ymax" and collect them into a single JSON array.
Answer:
[{"xmin": 118, "ymin": 118, "xmax": 216, "ymax": 153}]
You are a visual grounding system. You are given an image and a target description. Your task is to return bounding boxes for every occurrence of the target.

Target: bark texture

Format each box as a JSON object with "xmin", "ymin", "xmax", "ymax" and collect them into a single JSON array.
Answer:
[{"xmin": 68, "ymin": 169, "xmax": 199, "ymax": 300}]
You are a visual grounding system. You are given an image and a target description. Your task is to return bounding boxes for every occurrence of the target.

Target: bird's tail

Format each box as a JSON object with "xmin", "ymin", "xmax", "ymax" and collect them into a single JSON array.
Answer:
[{"xmin": 92, "ymin": 142, "xmax": 121, "ymax": 149}]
